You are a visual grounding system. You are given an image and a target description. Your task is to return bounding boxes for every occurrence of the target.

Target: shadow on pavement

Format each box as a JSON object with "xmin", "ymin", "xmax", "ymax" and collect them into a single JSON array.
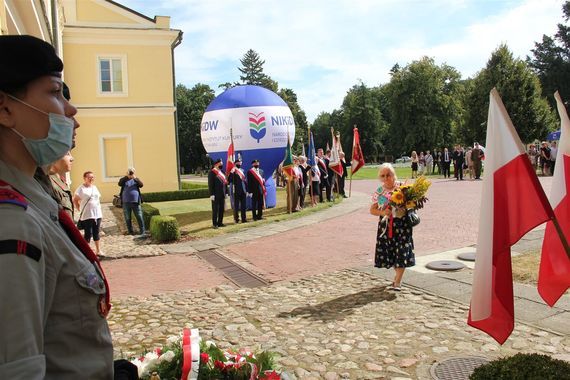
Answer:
[{"xmin": 277, "ymin": 285, "xmax": 396, "ymax": 321}]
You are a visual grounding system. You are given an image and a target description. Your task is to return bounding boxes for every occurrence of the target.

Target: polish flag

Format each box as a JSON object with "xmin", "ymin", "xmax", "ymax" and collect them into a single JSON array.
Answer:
[
  {"xmin": 538, "ymin": 92, "xmax": 570, "ymax": 306},
  {"xmin": 225, "ymin": 140, "xmax": 235, "ymax": 177},
  {"xmin": 468, "ymin": 88, "xmax": 554, "ymax": 344}
]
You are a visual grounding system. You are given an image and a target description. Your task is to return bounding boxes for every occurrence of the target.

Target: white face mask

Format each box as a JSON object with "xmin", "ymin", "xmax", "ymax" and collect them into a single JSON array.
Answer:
[{"xmin": 8, "ymin": 95, "xmax": 74, "ymax": 166}]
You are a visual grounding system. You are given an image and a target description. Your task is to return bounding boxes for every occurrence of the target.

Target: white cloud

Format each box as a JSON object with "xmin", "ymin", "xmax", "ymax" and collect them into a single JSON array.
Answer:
[{"xmin": 120, "ymin": 0, "xmax": 565, "ymax": 121}]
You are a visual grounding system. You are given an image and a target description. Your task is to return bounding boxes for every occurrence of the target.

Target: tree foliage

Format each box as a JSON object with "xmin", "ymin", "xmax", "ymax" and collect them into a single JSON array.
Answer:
[
  {"xmin": 176, "ymin": 83, "xmax": 215, "ymax": 173},
  {"xmin": 238, "ymin": 49, "xmax": 278, "ymax": 92},
  {"xmin": 463, "ymin": 45, "xmax": 556, "ymax": 145},
  {"xmin": 383, "ymin": 57, "xmax": 464, "ymax": 156},
  {"xmin": 278, "ymin": 88, "xmax": 308, "ymax": 155},
  {"xmin": 527, "ymin": 1, "xmax": 570, "ymax": 111}
]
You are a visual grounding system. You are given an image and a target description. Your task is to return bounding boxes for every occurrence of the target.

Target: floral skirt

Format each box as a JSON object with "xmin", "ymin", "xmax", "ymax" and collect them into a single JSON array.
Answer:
[{"xmin": 374, "ymin": 216, "xmax": 415, "ymax": 268}]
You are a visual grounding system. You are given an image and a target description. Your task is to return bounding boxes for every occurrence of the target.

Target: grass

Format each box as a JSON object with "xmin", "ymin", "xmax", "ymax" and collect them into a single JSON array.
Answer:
[
  {"xmin": 148, "ymin": 187, "xmax": 343, "ymax": 239},
  {"xmin": 181, "ymin": 181, "xmax": 208, "ymax": 190},
  {"xmin": 512, "ymin": 250, "xmax": 540, "ymax": 285}
]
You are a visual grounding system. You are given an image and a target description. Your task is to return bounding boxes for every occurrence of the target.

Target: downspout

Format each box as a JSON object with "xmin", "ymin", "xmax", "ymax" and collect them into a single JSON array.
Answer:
[
  {"xmin": 50, "ymin": 0, "xmax": 58, "ymax": 51},
  {"xmin": 171, "ymin": 30, "xmax": 183, "ymax": 190}
]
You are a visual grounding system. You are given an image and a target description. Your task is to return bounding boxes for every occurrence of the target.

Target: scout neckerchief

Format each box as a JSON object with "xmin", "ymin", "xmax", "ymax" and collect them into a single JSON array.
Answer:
[
  {"xmin": 248, "ymin": 167, "xmax": 266, "ymax": 195},
  {"xmin": 212, "ymin": 167, "xmax": 228, "ymax": 185},
  {"xmin": 58, "ymin": 210, "xmax": 111, "ymax": 318}
]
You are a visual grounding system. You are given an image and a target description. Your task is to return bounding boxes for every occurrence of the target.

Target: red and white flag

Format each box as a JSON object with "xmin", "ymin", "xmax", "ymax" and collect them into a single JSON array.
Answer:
[
  {"xmin": 225, "ymin": 139, "xmax": 235, "ymax": 177},
  {"xmin": 351, "ymin": 127, "xmax": 365, "ymax": 175},
  {"xmin": 468, "ymin": 88, "xmax": 554, "ymax": 344},
  {"xmin": 329, "ymin": 128, "xmax": 344, "ymax": 176},
  {"xmin": 538, "ymin": 91, "xmax": 570, "ymax": 306}
]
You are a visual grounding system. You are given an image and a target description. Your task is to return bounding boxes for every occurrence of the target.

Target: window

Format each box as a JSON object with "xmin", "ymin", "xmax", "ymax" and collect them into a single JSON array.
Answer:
[
  {"xmin": 98, "ymin": 57, "xmax": 126, "ymax": 94},
  {"xmin": 100, "ymin": 134, "xmax": 133, "ymax": 181}
]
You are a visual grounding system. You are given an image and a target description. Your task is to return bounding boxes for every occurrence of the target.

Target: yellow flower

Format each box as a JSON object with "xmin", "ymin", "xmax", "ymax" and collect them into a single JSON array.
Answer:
[
  {"xmin": 406, "ymin": 200, "xmax": 416, "ymax": 209},
  {"xmin": 391, "ymin": 190, "xmax": 405, "ymax": 205}
]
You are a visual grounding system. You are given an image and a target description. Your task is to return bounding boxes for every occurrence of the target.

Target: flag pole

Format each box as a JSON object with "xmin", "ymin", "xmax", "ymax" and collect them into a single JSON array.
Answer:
[
  {"xmin": 308, "ymin": 127, "xmax": 314, "ymax": 206},
  {"xmin": 349, "ymin": 124, "xmax": 356, "ymax": 198},
  {"xmin": 550, "ymin": 215, "xmax": 570, "ymax": 259},
  {"xmin": 230, "ymin": 127, "xmax": 235, "ymax": 213}
]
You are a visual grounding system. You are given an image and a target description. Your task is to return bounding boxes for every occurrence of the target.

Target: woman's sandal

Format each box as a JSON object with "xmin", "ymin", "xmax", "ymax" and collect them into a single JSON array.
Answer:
[{"xmin": 388, "ymin": 282, "xmax": 402, "ymax": 291}]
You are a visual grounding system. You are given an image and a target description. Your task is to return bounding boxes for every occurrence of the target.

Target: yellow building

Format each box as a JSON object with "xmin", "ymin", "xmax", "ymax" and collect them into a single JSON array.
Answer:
[{"xmin": 1, "ymin": 0, "xmax": 182, "ymax": 201}]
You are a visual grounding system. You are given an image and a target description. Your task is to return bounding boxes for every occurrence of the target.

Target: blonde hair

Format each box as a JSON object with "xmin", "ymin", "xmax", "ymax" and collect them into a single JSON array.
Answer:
[{"xmin": 378, "ymin": 163, "xmax": 397, "ymax": 181}]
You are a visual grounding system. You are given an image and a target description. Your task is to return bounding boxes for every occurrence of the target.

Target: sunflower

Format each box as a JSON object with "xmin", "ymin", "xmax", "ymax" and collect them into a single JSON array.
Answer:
[
  {"xmin": 391, "ymin": 189, "xmax": 405, "ymax": 205},
  {"xmin": 406, "ymin": 200, "xmax": 416, "ymax": 209}
]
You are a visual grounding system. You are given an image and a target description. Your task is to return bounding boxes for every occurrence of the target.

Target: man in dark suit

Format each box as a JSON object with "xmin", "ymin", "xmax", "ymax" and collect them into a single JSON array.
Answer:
[
  {"xmin": 453, "ymin": 145, "xmax": 465, "ymax": 180},
  {"xmin": 247, "ymin": 159, "xmax": 265, "ymax": 221},
  {"xmin": 441, "ymin": 147, "xmax": 452, "ymax": 178},
  {"xmin": 229, "ymin": 158, "xmax": 247, "ymax": 223},
  {"xmin": 317, "ymin": 148, "xmax": 330, "ymax": 202},
  {"xmin": 208, "ymin": 158, "xmax": 227, "ymax": 229},
  {"xmin": 339, "ymin": 151, "xmax": 349, "ymax": 198}
]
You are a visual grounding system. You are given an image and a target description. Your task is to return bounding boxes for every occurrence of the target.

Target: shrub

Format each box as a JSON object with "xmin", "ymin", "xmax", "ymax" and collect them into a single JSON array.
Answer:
[
  {"xmin": 180, "ymin": 181, "xmax": 208, "ymax": 190},
  {"xmin": 470, "ymin": 353, "xmax": 570, "ymax": 380},
  {"xmin": 142, "ymin": 203, "xmax": 160, "ymax": 229},
  {"xmin": 143, "ymin": 188, "xmax": 209, "ymax": 202},
  {"xmin": 150, "ymin": 215, "xmax": 180, "ymax": 242}
]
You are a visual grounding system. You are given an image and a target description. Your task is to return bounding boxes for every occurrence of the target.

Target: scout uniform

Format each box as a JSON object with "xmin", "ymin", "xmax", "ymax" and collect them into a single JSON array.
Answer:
[{"xmin": 0, "ymin": 161, "xmax": 113, "ymax": 379}]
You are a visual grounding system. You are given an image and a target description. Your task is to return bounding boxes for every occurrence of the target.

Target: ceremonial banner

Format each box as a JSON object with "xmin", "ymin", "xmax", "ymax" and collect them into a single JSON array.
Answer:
[
  {"xmin": 329, "ymin": 128, "xmax": 344, "ymax": 176},
  {"xmin": 351, "ymin": 126, "xmax": 365, "ymax": 175}
]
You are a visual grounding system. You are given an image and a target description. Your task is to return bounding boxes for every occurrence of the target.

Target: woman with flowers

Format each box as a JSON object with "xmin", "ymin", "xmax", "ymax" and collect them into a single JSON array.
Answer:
[{"xmin": 369, "ymin": 163, "xmax": 415, "ymax": 290}]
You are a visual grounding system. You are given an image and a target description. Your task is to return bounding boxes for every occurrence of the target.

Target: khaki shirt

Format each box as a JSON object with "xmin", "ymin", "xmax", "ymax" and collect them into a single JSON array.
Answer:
[
  {"xmin": 49, "ymin": 174, "xmax": 74, "ymax": 220},
  {"xmin": 0, "ymin": 161, "xmax": 113, "ymax": 379}
]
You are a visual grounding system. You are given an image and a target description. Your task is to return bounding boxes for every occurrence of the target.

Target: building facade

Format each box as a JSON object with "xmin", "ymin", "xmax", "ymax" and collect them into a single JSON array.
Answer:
[{"xmin": 1, "ymin": 0, "xmax": 182, "ymax": 201}]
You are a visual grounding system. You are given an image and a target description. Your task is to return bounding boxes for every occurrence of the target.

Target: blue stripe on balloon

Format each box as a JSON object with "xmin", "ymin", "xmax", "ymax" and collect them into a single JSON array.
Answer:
[{"xmin": 206, "ymin": 85, "xmax": 287, "ymax": 111}]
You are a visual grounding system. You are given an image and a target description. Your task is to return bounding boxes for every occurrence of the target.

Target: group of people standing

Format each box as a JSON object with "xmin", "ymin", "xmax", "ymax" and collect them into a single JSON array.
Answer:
[
  {"xmin": 527, "ymin": 141, "xmax": 558, "ymax": 176},
  {"xmin": 208, "ymin": 157, "xmax": 266, "ymax": 228},
  {"xmin": 409, "ymin": 143, "xmax": 485, "ymax": 180}
]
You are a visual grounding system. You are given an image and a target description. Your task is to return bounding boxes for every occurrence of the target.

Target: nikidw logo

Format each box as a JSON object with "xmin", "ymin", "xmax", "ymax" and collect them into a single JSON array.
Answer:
[{"xmin": 249, "ymin": 112, "xmax": 266, "ymax": 143}]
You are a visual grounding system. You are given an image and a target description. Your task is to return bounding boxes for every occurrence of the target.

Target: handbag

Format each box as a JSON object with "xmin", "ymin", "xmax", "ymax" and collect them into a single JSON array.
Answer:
[
  {"xmin": 113, "ymin": 194, "xmax": 123, "ymax": 208},
  {"xmin": 77, "ymin": 219, "xmax": 85, "ymax": 230},
  {"xmin": 407, "ymin": 209, "xmax": 420, "ymax": 227}
]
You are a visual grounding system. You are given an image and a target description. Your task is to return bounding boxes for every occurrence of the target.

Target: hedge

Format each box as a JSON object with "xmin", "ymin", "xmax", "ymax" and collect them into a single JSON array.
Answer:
[
  {"xmin": 143, "ymin": 188, "xmax": 209, "ymax": 202},
  {"xmin": 470, "ymin": 353, "xmax": 570, "ymax": 380},
  {"xmin": 181, "ymin": 182, "xmax": 208, "ymax": 190},
  {"xmin": 142, "ymin": 203, "xmax": 160, "ymax": 229},
  {"xmin": 150, "ymin": 215, "xmax": 180, "ymax": 242}
]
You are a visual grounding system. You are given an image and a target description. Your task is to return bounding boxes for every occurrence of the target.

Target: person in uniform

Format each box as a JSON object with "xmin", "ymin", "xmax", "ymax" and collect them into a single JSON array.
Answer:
[
  {"xmin": 247, "ymin": 159, "xmax": 266, "ymax": 220},
  {"xmin": 48, "ymin": 151, "xmax": 74, "ymax": 219},
  {"xmin": 228, "ymin": 157, "xmax": 247, "ymax": 223},
  {"xmin": 208, "ymin": 158, "xmax": 227, "ymax": 228},
  {"xmin": 0, "ymin": 35, "xmax": 114, "ymax": 379}
]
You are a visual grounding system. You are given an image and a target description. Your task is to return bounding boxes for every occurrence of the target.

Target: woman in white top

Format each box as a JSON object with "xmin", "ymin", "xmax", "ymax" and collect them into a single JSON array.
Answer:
[{"xmin": 73, "ymin": 171, "xmax": 103, "ymax": 255}]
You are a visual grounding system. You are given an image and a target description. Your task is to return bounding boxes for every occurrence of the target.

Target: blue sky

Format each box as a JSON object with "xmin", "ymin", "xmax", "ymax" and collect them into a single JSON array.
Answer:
[{"xmin": 119, "ymin": 0, "xmax": 564, "ymax": 121}]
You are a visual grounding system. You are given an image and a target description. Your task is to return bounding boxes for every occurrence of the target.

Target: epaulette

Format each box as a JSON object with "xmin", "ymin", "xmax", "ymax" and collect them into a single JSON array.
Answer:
[{"xmin": 0, "ymin": 180, "xmax": 28, "ymax": 210}]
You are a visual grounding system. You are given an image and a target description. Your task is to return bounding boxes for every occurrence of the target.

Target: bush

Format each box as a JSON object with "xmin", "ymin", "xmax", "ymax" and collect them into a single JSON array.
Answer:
[
  {"xmin": 150, "ymin": 215, "xmax": 180, "ymax": 242},
  {"xmin": 470, "ymin": 353, "xmax": 570, "ymax": 380},
  {"xmin": 180, "ymin": 181, "xmax": 208, "ymax": 190},
  {"xmin": 143, "ymin": 188, "xmax": 209, "ymax": 202},
  {"xmin": 142, "ymin": 203, "xmax": 160, "ymax": 229}
]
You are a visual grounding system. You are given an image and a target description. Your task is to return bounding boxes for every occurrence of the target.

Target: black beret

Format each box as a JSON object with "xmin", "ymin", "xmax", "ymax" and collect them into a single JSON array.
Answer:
[
  {"xmin": 214, "ymin": 158, "xmax": 222, "ymax": 164},
  {"xmin": 0, "ymin": 35, "xmax": 63, "ymax": 93},
  {"xmin": 251, "ymin": 159, "xmax": 259, "ymax": 164},
  {"xmin": 62, "ymin": 82, "xmax": 71, "ymax": 100}
]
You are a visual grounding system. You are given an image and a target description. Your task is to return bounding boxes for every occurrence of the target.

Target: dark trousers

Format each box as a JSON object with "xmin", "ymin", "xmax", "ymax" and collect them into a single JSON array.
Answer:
[
  {"xmin": 473, "ymin": 161, "xmax": 482, "ymax": 179},
  {"xmin": 84, "ymin": 218, "xmax": 102, "ymax": 242},
  {"xmin": 233, "ymin": 193, "xmax": 247, "ymax": 222},
  {"xmin": 123, "ymin": 202, "xmax": 145, "ymax": 234},
  {"xmin": 211, "ymin": 197, "xmax": 224, "ymax": 227},
  {"xmin": 320, "ymin": 178, "xmax": 332, "ymax": 202},
  {"xmin": 252, "ymin": 194, "xmax": 263, "ymax": 220},
  {"xmin": 339, "ymin": 175, "xmax": 346, "ymax": 195},
  {"xmin": 442, "ymin": 162, "xmax": 451, "ymax": 178},
  {"xmin": 455, "ymin": 163, "xmax": 463, "ymax": 180},
  {"xmin": 299, "ymin": 185, "xmax": 306, "ymax": 208}
]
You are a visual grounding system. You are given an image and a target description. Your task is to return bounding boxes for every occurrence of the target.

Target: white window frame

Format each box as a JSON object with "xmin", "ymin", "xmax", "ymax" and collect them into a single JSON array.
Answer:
[
  {"xmin": 97, "ymin": 54, "xmax": 128, "ymax": 97},
  {"xmin": 99, "ymin": 134, "xmax": 133, "ymax": 182}
]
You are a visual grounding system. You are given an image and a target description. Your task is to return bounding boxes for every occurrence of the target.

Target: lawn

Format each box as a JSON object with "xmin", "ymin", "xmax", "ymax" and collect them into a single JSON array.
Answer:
[{"xmin": 148, "ymin": 187, "xmax": 343, "ymax": 239}]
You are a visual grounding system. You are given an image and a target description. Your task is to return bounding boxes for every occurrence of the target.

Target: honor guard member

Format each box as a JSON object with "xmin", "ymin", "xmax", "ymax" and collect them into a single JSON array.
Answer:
[
  {"xmin": 208, "ymin": 158, "xmax": 228, "ymax": 228},
  {"xmin": 229, "ymin": 157, "xmax": 247, "ymax": 223},
  {"xmin": 0, "ymin": 35, "xmax": 113, "ymax": 379},
  {"xmin": 247, "ymin": 159, "xmax": 266, "ymax": 220}
]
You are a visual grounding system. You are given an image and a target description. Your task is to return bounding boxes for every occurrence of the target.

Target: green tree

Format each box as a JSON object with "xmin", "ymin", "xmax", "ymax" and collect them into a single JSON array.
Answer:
[
  {"xmin": 176, "ymin": 83, "xmax": 215, "ymax": 173},
  {"xmin": 463, "ymin": 45, "xmax": 556, "ymax": 145},
  {"xmin": 527, "ymin": 1, "xmax": 570, "ymax": 110},
  {"xmin": 340, "ymin": 82, "xmax": 388, "ymax": 162},
  {"xmin": 238, "ymin": 49, "xmax": 278, "ymax": 92},
  {"xmin": 384, "ymin": 57, "xmax": 464, "ymax": 156},
  {"xmin": 278, "ymin": 88, "xmax": 308, "ymax": 154}
]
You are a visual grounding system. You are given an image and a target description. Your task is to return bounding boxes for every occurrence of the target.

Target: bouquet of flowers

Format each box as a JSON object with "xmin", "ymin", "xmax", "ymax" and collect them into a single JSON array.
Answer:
[
  {"xmin": 389, "ymin": 176, "xmax": 431, "ymax": 211},
  {"xmin": 130, "ymin": 331, "xmax": 282, "ymax": 380}
]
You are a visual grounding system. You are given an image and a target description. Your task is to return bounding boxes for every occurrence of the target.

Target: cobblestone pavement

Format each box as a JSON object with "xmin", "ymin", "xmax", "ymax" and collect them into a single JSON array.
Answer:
[{"xmin": 109, "ymin": 269, "xmax": 569, "ymax": 380}]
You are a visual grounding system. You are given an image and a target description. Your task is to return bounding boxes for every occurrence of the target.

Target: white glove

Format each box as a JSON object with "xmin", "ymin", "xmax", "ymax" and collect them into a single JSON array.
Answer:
[
  {"xmin": 210, "ymin": 195, "xmax": 215, "ymax": 201},
  {"xmin": 247, "ymin": 193, "xmax": 253, "ymax": 198}
]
